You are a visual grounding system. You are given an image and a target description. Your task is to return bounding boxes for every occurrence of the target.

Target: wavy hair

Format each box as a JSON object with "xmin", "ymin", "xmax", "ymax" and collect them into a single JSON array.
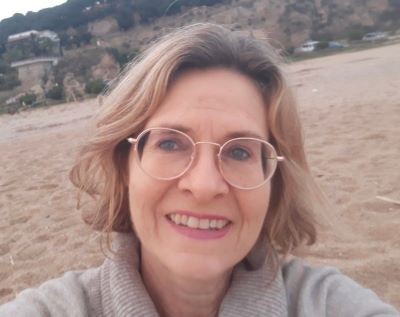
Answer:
[{"xmin": 70, "ymin": 23, "xmax": 325, "ymax": 271}]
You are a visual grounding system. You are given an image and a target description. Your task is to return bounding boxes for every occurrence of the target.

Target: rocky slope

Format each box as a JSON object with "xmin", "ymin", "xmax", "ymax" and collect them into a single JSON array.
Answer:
[{"xmin": 89, "ymin": 0, "xmax": 398, "ymax": 50}]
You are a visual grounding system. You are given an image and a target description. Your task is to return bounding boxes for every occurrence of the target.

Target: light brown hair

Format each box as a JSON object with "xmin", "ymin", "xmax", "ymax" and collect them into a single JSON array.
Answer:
[{"xmin": 70, "ymin": 23, "xmax": 324, "ymax": 270}]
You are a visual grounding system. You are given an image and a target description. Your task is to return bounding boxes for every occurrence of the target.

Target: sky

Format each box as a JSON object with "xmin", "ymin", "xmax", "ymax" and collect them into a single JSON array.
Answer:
[{"xmin": 0, "ymin": 0, "xmax": 67, "ymax": 21}]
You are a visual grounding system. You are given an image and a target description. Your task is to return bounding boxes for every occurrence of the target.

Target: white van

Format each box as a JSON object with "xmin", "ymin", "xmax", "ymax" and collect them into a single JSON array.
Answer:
[
  {"xmin": 295, "ymin": 41, "xmax": 320, "ymax": 53},
  {"xmin": 362, "ymin": 32, "xmax": 387, "ymax": 41}
]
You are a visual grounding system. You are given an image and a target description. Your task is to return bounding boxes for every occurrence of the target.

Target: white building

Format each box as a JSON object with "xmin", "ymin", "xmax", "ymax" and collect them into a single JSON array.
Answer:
[{"xmin": 7, "ymin": 30, "xmax": 60, "ymax": 43}]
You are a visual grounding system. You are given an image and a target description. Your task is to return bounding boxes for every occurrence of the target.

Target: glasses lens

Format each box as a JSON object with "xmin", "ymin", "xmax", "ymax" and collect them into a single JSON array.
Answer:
[
  {"xmin": 219, "ymin": 138, "xmax": 277, "ymax": 189},
  {"xmin": 136, "ymin": 129, "xmax": 193, "ymax": 179}
]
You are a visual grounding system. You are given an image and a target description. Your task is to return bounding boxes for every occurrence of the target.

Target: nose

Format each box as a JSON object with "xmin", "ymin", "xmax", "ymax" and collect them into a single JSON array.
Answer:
[{"xmin": 177, "ymin": 144, "xmax": 229, "ymax": 202}]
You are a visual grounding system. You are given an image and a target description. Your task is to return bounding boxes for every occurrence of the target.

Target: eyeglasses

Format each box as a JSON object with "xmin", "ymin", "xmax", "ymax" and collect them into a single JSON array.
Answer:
[{"xmin": 127, "ymin": 127, "xmax": 284, "ymax": 190}]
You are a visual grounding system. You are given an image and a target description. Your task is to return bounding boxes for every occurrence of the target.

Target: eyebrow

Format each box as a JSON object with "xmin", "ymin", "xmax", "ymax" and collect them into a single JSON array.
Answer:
[{"xmin": 151, "ymin": 123, "xmax": 267, "ymax": 140}]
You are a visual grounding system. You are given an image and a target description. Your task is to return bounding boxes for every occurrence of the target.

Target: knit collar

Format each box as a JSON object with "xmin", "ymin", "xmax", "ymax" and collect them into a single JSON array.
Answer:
[{"xmin": 100, "ymin": 233, "xmax": 288, "ymax": 317}]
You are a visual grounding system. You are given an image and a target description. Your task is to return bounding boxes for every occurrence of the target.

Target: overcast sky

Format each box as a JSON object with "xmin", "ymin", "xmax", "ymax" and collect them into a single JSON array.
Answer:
[{"xmin": 0, "ymin": 0, "xmax": 67, "ymax": 21}]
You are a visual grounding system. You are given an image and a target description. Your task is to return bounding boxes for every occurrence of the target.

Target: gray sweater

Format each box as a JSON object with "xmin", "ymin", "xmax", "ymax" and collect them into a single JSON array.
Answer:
[{"xmin": 1, "ymin": 233, "xmax": 398, "ymax": 316}]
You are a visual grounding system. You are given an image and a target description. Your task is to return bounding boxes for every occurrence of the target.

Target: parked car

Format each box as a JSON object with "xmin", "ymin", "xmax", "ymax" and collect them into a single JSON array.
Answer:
[
  {"xmin": 362, "ymin": 32, "xmax": 387, "ymax": 41},
  {"xmin": 295, "ymin": 41, "xmax": 320, "ymax": 53},
  {"xmin": 328, "ymin": 41, "xmax": 346, "ymax": 49}
]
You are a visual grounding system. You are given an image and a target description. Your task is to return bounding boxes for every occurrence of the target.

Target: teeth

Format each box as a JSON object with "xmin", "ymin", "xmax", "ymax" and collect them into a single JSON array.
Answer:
[
  {"xmin": 181, "ymin": 214, "xmax": 188, "ymax": 225},
  {"xmin": 187, "ymin": 216, "xmax": 199, "ymax": 228},
  {"xmin": 217, "ymin": 220, "xmax": 226, "ymax": 229},
  {"xmin": 210, "ymin": 219, "xmax": 217, "ymax": 229},
  {"xmin": 175, "ymin": 214, "xmax": 181, "ymax": 225},
  {"xmin": 199, "ymin": 219, "xmax": 210, "ymax": 229},
  {"xmin": 168, "ymin": 214, "xmax": 229, "ymax": 230}
]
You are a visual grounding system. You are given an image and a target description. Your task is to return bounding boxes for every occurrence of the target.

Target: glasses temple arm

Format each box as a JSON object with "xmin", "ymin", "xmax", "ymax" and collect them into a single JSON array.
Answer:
[{"xmin": 127, "ymin": 137, "xmax": 136, "ymax": 144}]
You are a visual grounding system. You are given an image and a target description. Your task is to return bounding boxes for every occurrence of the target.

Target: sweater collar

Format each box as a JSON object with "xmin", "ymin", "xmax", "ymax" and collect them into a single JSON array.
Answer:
[
  {"xmin": 219, "ymin": 259, "xmax": 288, "ymax": 316},
  {"xmin": 101, "ymin": 233, "xmax": 287, "ymax": 317}
]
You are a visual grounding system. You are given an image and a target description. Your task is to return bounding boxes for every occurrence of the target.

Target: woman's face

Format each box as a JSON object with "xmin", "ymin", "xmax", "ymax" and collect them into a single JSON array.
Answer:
[{"xmin": 128, "ymin": 68, "xmax": 271, "ymax": 280}]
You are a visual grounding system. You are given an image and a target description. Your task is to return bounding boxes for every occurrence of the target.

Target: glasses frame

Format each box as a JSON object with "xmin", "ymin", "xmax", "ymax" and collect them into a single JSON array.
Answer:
[{"xmin": 127, "ymin": 127, "xmax": 284, "ymax": 190}]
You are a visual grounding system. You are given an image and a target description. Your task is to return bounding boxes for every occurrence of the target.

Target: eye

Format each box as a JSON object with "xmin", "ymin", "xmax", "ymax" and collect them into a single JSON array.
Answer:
[
  {"xmin": 158, "ymin": 139, "xmax": 180, "ymax": 151},
  {"xmin": 227, "ymin": 147, "xmax": 251, "ymax": 161}
]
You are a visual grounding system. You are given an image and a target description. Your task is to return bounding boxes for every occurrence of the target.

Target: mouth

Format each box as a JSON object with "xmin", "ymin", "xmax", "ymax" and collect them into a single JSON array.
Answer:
[{"xmin": 166, "ymin": 213, "xmax": 231, "ymax": 230}]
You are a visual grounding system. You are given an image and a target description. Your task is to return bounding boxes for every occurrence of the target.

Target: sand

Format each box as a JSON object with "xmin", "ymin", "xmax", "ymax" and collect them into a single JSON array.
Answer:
[{"xmin": 0, "ymin": 43, "xmax": 399, "ymax": 309}]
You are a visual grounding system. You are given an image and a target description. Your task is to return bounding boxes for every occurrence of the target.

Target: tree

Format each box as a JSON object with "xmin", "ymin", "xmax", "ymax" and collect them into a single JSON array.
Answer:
[
  {"xmin": 19, "ymin": 93, "xmax": 36, "ymax": 106},
  {"xmin": 46, "ymin": 84, "xmax": 64, "ymax": 100},
  {"xmin": 115, "ymin": 10, "xmax": 134, "ymax": 30},
  {"xmin": 0, "ymin": 73, "xmax": 20, "ymax": 91},
  {"xmin": 85, "ymin": 79, "xmax": 107, "ymax": 94},
  {"xmin": 106, "ymin": 47, "xmax": 139, "ymax": 68}
]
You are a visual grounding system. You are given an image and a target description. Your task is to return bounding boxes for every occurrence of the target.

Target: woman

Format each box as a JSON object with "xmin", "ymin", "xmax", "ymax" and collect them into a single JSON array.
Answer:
[{"xmin": 1, "ymin": 23, "xmax": 398, "ymax": 316}]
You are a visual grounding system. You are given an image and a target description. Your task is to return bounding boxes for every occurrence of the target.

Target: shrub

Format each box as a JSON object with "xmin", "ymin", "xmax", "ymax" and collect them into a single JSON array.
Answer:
[
  {"xmin": 348, "ymin": 30, "xmax": 364, "ymax": 41},
  {"xmin": 19, "ymin": 93, "xmax": 36, "ymax": 106},
  {"xmin": 346, "ymin": 25, "xmax": 372, "ymax": 41},
  {"xmin": 85, "ymin": 79, "xmax": 106, "ymax": 95},
  {"xmin": 46, "ymin": 85, "xmax": 64, "ymax": 100},
  {"xmin": 54, "ymin": 48, "xmax": 104, "ymax": 84},
  {"xmin": 0, "ymin": 73, "xmax": 20, "ymax": 91},
  {"xmin": 106, "ymin": 47, "xmax": 139, "ymax": 68},
  {"xmin": 116, "ymin": 10, "xmax": 134, "ymax": 30},
  {"xmin": 316, "ymin": 41, "xmax": 329, "ymax": 50},
  {"xmin": 0, "ymin": 102, "xmax": 20, "ymax": 115}
]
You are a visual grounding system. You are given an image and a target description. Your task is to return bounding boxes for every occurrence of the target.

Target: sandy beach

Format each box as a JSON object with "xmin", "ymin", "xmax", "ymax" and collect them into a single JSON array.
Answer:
[{"xmin": 0, "ymin": 43, "xmax": 399, "ymax": 308}]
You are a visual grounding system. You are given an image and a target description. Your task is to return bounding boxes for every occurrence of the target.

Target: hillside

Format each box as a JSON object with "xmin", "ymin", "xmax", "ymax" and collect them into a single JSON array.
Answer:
[
  {"xmin": 0, "ymin": 0, "xmax": 224, "ymax": 51},
  {"xmin": 113, "ymin": 0, "xmax": 399, "ymax": 49},
  {"xmin": 1, "ymin": 0, "xmax": 399, "ymax": 51},
  {"xmin": 0, "ymin": 0, "xmax": 399, "ymax": 112}
]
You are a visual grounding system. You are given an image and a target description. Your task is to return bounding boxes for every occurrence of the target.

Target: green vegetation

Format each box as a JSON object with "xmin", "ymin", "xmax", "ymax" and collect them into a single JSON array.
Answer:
[
  {"xmin": 1, "ymin": 0, "xmax": 399, "ymax": 115},
  {"xmin": 54, "ymin": 48, "xmax": 104, "ymax": 84},
  {"xmin": 288, "ymin": 38, "xmax": 400, "ymax": 63},
  {"xmin": 106, "ymin": 46, "xmax": 138, "ymax": 68},
  {"xmin": 19, "ymin": 93, "xmax": 36, "ymax": 106},
  {"xmin": 59, "ymin": 27, "xmax": 93, "ymax": 49},
  {"xmin": 0, "ymin": 73, "xmax": 20, "ymax": 91},
  {"xmin": 85, "ymin": 79, "xmax": 107, "ymax": 94},
  {"xmin": 0, "ymin": 59, "xmax": 20, "ymax": 91},
  {"xmin": 0, "ymin": 60, "xmax": 20, "ymax": 90},
  {"xmin": 0, "ymin": 0, "xmax": 226, "ymax": 48},
  {"xmin": 346, "ymin": 25, "xmax": 373, "ymax": 41},
  {"xmin": 316, "ymin": 41, "xmax": 329, "ymax": 50},
  {"xmin": 4, "ymin": 33, "xmax": 60, "ymax": 63},
  {"xmin": 0, "ymin": 103, "xmax": 20, "ymax": 115},
  {"xmin": 0, "ymin": 92, "xmax": 45, "ymax": 114},
  {"xmin": 46, "ymin": 84, "xmax": 64, "ymax": 100}
]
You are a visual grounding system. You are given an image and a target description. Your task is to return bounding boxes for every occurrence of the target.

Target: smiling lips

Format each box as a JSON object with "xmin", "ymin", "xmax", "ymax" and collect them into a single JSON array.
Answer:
[
  {"xmin": 166, "ymin": 212, "xmax": 231, "ymax": 240},
  {"xmin": 167, "ymin": 213, "xmax": 230, "ymax": 230}
]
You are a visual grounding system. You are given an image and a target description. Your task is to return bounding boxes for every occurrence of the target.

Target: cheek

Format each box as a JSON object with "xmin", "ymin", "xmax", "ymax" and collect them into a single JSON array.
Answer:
[
  {"xmin": 237, "ymin": 184, "xmax": 271, "ymax": 232},
  {"xmin": 231, "ymin": 185, "xmax": 271, "ymax": 262},
  {"xmin": 245, "ymin": 185, "xmax": 270, "ymax": 217},
  {"xmin": 127, "ymin": 158, "xmax": 169, "ymax": 238},
  {"xmin": 128, "ymin": 158, "xmax": 152, "ymax": 230}
]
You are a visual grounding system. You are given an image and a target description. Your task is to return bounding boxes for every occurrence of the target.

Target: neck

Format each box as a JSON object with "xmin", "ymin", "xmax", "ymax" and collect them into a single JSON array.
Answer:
[{"xmin": 140, "ymin": 250, "xmax": 232, "ymax": 317}]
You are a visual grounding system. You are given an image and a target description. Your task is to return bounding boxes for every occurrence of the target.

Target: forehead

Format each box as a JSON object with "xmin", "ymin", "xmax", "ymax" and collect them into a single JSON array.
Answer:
[{"xmin": 146, "ymin": 68, "xmax": 268, "ymax": 139}]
